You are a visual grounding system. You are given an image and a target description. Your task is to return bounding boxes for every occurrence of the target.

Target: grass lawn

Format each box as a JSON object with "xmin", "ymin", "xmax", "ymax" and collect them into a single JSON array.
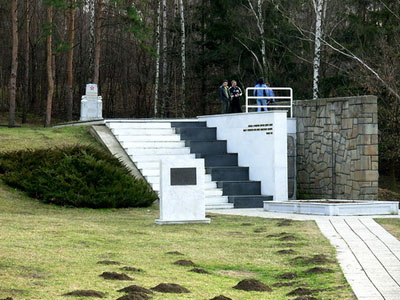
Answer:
[
  {"xmin": 375, "ymin": 219, "xmax": 400, "ymax": 240},
  {"xmin": 0, "ymin": 182, "xmax": 355, "ymax": 300},
  {"xmin": 0, "ymin": 125, "xmax": 355, "ymax": 300},
  {"xmin": 0, "ymin": 126, "xmax": 102, "ymax": 152}
]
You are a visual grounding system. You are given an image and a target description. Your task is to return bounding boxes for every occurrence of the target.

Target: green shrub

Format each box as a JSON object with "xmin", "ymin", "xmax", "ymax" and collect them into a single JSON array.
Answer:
[{"xmin": 0, "ymin": 145, "xmax": 158, "ymax": 208}]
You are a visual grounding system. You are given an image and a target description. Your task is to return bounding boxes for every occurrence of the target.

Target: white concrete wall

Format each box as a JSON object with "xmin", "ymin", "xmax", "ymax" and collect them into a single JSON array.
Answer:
[{"xmin": 198, "ymin": 111, "xmax": 288, "ymax": 201}]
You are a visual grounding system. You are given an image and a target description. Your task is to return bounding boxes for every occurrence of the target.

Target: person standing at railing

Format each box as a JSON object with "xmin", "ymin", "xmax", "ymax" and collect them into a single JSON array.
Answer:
[
  {"xmin": 218, "ymin": 79, "xmax": 231, "ymax": 114},
  {"xmin": 229, "ymin": 80, "xmax": 242, "ymax": 113},
  {"xmin": 265, "ymin": 82, "xmax": 275, "ymax": 105},
  {"xmin": 254, "ymin": 78, "xmax": 275, "ymax": 111}
]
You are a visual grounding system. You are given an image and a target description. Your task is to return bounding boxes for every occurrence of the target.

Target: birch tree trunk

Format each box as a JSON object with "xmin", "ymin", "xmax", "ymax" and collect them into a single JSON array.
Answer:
[
  {"xmin": 247, "ymin": 0, "xmax": 267, "ymax": 78},
  {"xmin": 312, "ymin": 0, "xmax": 325, "ymax": 100},
  {"xmin": 179, "ymin": 0, "xmax": 186, "ymax": 117},
  {"xmin": 45, "ymin": 5, "xmax": 54, "ymax": 127},
  {"xmin": 22, "ymin": 0, "xmax": 30, "ymax": 124},
  {"xmin": 9, "ymin": 0, "xmax": 18, "ymax": 127},
  {"xmin": 66, "ymin": 0, "xmax": 75, "ymax": 121},
  {"xmin": 154, "ymin": 0, "xmax": 161, "ymax": 117},
  {"xmin": 93, "ymin": 0, "xmax": 103, "ymax": 85},
  {"xmin": 88, "ymin": 0, "xmax": 95, "ymax": 81},
  {"xmin": 161, "ymin": 0, "xmax": 168, "ymax": 117}
]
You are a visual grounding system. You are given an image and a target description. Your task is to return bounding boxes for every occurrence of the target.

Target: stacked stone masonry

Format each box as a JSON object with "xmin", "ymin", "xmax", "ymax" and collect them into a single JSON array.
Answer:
[{"xmin": 294, "ymin": 96, "xmax": 378, "ymax": 200}]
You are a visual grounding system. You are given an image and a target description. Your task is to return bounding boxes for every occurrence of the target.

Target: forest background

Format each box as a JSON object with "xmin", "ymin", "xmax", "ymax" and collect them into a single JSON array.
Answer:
[{"xmin": 0, "ymin": 0, "xmax": 399, "ymax": 189}]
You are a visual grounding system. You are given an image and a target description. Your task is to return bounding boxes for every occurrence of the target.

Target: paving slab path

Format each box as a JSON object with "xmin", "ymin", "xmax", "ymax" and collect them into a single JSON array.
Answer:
[{"xmin": 208, "ymin": 209, "xmax": 400, "ymax": 300}]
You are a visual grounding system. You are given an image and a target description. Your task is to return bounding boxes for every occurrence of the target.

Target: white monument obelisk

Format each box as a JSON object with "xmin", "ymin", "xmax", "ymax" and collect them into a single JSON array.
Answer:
[{"xmin": 80, "ymin": 83, "xmax": 102, "ymax": 121}]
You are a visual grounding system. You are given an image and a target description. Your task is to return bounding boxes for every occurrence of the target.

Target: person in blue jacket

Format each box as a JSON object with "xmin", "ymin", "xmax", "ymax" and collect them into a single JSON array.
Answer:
[{"xmin": 254, "ymin": 78, "xmax": 275, "ymax": 111}]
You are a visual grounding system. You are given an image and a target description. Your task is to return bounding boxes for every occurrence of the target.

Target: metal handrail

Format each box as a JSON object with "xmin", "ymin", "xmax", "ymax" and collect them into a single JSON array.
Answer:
[{"xmin": 245, "ymin": 87, "xmax": 293, "ymax": 118}]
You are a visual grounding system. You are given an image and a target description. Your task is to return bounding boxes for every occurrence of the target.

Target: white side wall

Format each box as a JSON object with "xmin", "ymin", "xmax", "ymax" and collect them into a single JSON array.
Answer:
[{"xmin": 198, "ymin": 111, "xmax": 288, "ymax": 201}]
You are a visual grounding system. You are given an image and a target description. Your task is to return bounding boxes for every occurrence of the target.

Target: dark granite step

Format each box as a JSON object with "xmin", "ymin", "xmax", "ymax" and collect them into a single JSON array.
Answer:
[
  {"xmin": 175, "ymin": 127, "xmax": 216, "ymax": 141},
  {"xmin": 206, "ymin": 166, "xmax": 249, "ymax": 181},
  {"xmin": 217, "ymin": 181, "xmax": 261, "ymax": 196},
  {"xmin": 228, "ymin": 195, "xmax": 273, "ymax": 208},
  {"xmin": 201, "ymin": 154, "xmax": 238, "ymax": 167},
  {"xmin": 171, "ymin": 121, "xmax": 206, "ymax": 128},
  {"xmin": 186, "ymin": 140, "xmax": 227, "ymax": 155}
]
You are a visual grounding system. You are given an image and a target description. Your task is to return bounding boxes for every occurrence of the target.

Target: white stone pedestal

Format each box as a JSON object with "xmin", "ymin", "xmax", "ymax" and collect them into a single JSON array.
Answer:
[
  {"xmin": 80, "ymin": 84, "xmax": 103, "ymax": 121},
  {"xmin": 155, "ymin": 158, "xmax": 210, "ymax": 225}
]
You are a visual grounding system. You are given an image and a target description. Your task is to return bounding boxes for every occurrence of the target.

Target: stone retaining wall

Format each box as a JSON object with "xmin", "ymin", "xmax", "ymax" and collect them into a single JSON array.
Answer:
[{"xmin": 294, "ymin": 95, "xmax": 378, "ymax": 200}]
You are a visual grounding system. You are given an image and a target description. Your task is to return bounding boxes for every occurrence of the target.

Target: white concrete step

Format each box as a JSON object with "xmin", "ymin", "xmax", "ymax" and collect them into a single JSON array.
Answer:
[
  {"xmin": 146, "ymin": 176, "xmax": 160, "ymax": 185},
  {"xmin": 205, "ymin": 181, "xmax": 217, "ymax": 189},
  {"xmin": 121, "ymin": 141, "xmax": 185, "ymax": 149},
  {"xmin": 127, "ymin": 148, "xmax": 191, "ymax": 156},
  {"xmin": 205, "ymin": 174, "xmax": 212, "ymax": 182},
  {"xmin": 116, "ymin": 135, "xmax": 181, "ymax": 142},
  {"xmin": 205, "ymin": 196, "xmax": 229, "ymax": 205},
  {"xmin": 107, "ymin": 122, "xmax": 171, "ymax": 129},
  {"xmin": 141, "ymin": 169, "xmax": 160, "ymax": 177},
  {"xmin": 111, "ymin": 128, "xmax": 176, "ymax": 136},
  {"xmin": 136, "ymin": 161, "xmax": 160, "ymax": 170},
  {"xmin": 131, "ymin": 153, "xmax": 196, "ymax": 163},
  {"xmin": 205, "ymin": 189, "xmax": 223, "ymax": 197},
  {"xmin": 206, "ymin": 203, "xmax": 234, "ymax": 210}
]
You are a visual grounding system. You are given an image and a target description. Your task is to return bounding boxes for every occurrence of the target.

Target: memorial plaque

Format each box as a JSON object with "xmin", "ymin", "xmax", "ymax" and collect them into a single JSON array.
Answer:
[{"xmin": 170, "ymin": 168, "xmax": 197, "ymax": 185}]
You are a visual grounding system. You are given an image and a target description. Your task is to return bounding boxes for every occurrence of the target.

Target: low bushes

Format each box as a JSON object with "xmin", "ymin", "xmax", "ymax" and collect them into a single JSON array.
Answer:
[{"xmin": 0, "ymin": 145, "xmax": 158, "ymax": 208}]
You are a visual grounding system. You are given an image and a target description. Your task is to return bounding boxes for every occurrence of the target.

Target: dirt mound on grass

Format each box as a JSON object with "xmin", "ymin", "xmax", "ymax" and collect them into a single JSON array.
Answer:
[
  {"xmin": 99, "ymin": 272, "xmax": 133, "ymax": 280},
  {"xmin": 189, "ymin": 268, "xmax": 210, "ymax": 274},
  {"xmin": 241, "ymin": 223, "xmax": 253, "ymax": 226},
  {"xmin": 277, "ymin": 219, "xmax": 292, "ymax": 227},
  {"xmin": 173, "ymin": 259, "xmax": 196, "ymax": 266},
  {"xmin": 166, "ymin": 251, "xmax": 184, "ymax": 255},
  {"xmin": 266, "ymin": 232, "xmax": 289, "ymax": 238},
  {"xmin": 62, "ymin": 290, "xmax": 105, "ymax": 297},
  {"xmin": 118, "ymin": 285, "xmax": 153, "ymax": 294},
  {"xmin": 151, "ymin": 283, "xmax": 190, "ymax": 293},
  {"xmin": 1, "ymin": 298, "xmax": 13, "ymax": 300},
  {"xmin": 277, "ymin": 249, "xmax": 296, "ymax": 255},
  {"xmin": 97, "ymin": 260, "xmax": 121, "ymax": 265},
  {"xmin": 278, "ymin": 235, "xmax": 298, "ymax": 241},
  {"xmin": 276, "ymin": 272, "xmax": 298, "ymax": 280},
  {"xmin": 209, "ymin": 296, "xmax": 232, "ymax": 300},
  {"xmin": 121, "ymin": 266, "xmax": 143, "ymax": 272},
  {"xmin": 293, "ymin": 297, "xmax": 318, "ymax": 300},
  {"xmin": 307, "ymin": 254, "xmax": 334, "ymax": 264},
  {"xmin": 233, "ymin": 279, "xmax": 272, "ymax": 292},
  {"xmin": 287, "ymin": 288, "xmax": 314, "ymax": 296},
  {"xmin": 253, "ymin": 227, "xmax": 268, "ymax": 233},
  {"xmin": 292, "ymin": 254, "xmax": 333, "ymax": 264},
  {"xmin": 116, "ymin": 293, "xmax": 151, "ymax": 300},
  {"xmin": 304, "ymin": 267, "xmax": 333, "ymax": 274}
]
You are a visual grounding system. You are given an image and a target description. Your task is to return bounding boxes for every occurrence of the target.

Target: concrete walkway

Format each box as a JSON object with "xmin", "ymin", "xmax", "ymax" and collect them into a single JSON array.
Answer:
[{"xmin": 208, "ymin": 209, "xmax": 400, "ymax": 300}]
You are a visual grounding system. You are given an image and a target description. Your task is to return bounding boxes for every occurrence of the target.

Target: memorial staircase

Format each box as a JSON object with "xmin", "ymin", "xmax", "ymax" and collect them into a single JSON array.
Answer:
[{"xmin": 105, "ymin": 120, "xmax": 272, "ymax": 209}]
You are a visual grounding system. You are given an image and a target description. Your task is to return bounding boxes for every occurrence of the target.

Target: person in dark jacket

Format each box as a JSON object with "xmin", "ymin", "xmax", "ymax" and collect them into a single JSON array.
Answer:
[
  {"xmin": 229, "ymin": 80, "xmax": 242, "ymax": 113},
  {"xmin": 218, "ymin": 79, "xmax": 231, "ymax": 113}
]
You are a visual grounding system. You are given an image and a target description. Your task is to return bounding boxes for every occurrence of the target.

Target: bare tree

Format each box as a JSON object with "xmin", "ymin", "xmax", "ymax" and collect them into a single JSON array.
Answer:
[
  {"xmin": 8, "ymin": 0, "xmax": 18, "ymax": 127},
  {"xmin": 22, "ymin": 0, "xmax": 30, "ymax": 124},
  {"xmin": 161, "ymin": 0, "xmax": 168, "ymax": 116},
  {"xmin": 45, "ymin": 5, "xmax": 54, "ymax": 127},
  {"xmin": 154, "ymin": 0, "xmax": 161, "ymax": 117},
  {"xmin": 93, "ymin": 0, "xmax": 103, "ymax": 85},
  {"xmin": 243, "ymin": 0, "xmax": 267, "ymax": 78},
  {"xmin": 179, "ymin": 0, "xmax": 186, "ymax": 116},
  {"xmin": 88, "ymin": 0, "xmax": 95, "ymax": 81},
  {"xmin": 66, "ymin": 0, "xmax": 76, "ymax": 121},
  {"xmin": 312, "ymin": 0, "xmax": 326, "ymax": 99}
]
